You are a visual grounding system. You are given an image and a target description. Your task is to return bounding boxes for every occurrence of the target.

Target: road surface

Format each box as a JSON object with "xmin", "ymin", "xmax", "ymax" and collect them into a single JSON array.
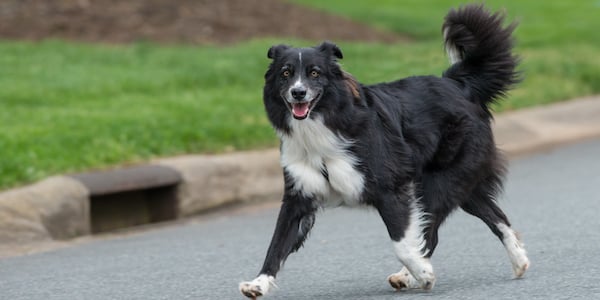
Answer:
[{"xmin": 2, "ymin": 140, "xmax": 600, "ymax": 299}]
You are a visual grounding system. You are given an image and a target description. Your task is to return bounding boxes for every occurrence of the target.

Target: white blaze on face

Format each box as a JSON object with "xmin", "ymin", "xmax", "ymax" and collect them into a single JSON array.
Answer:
[
  {"xmin": 285, "ymin": 50, "xmax": 320, "ymax": 119},
  {"xmin": 289, "ymin": 79, "xmax": 309, "ymax": 117},
  {"xmin": 287, "ymin": 52, "xmax": 305, "ymax": 100}
]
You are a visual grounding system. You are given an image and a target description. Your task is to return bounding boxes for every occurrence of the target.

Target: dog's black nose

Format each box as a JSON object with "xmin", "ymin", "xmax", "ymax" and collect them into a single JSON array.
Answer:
[{"xmin": 291, "ymin": 88, "xmax": 307, "ymax": 100}]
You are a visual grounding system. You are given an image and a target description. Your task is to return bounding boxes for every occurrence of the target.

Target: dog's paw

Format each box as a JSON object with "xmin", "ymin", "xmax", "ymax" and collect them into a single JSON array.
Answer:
[
  {"xmin": 500, "ymin": 225, "xmax": 530, "ymax": 279},
  {"xmin": 512, "ymin": 254, "xmax": 530, "ymax": 278},
  {"xmin": 239, "ymin": 275, "xmax": 275, "ymax": 299},
  {"xmin": 388, "ymin": 266, "xmax": 436, "ymax": 291},
  {"xmin": 239, "ymin": 283, "xmax": 262, "ymax": 299},
  {"xmin": 416, "ymin": 268, "xmax": 436, "ymax": 290},
  {"xmin": 387, "ymin": 267, "xmax": 421, "ymax": 291}
]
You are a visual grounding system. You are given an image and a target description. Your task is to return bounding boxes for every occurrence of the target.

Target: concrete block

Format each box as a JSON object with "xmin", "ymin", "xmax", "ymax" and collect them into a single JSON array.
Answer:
[
  {"xmin": 0, "ymin": 176, "xmax": 90, "ymax": 243},
  {"xmin": 157, "ymin": 149, "xmax": 283, "ymax": 216}
]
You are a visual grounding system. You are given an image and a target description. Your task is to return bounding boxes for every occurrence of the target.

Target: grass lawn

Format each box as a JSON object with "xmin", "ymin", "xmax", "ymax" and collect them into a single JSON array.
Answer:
[
  {"xmin": 1, "ymin": 0, "xmax": 599, "ymax": 189},
  {"xmin": 295, "ymin": 0, "xmax": 600, "ymax": 106}
]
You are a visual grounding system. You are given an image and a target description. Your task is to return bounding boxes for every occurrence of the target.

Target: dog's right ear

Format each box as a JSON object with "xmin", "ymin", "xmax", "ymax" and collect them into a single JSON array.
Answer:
[{"xmin": 267, "ymin": 44, "xmax": 290, "ymax": 59}]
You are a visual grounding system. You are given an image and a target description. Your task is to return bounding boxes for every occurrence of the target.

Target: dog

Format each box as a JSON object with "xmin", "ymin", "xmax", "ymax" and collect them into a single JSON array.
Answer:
[{"xmin": 239, "ymin": 4, "xmax": 530, "ymax": 298}]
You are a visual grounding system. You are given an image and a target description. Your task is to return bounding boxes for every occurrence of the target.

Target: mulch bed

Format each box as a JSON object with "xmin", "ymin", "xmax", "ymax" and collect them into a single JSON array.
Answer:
[{"xmin": 0, "ymin": 0, "xmax": 407, "ymax": 45}]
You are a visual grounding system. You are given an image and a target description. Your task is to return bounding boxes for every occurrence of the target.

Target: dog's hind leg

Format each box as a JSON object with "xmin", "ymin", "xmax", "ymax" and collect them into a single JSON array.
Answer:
[
  {"xmin": 461, "ymin": 179, "xmax": 530, "ymax": 278},
  {"xmin": 376, "ymin": 183, "xmax": 436, "ymax": 291}
]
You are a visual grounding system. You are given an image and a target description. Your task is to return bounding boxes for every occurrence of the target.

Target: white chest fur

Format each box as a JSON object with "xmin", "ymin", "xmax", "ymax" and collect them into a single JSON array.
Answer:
[{"xmin": 278, "ymin": 117, "xmax": 365, "ymax": 206}]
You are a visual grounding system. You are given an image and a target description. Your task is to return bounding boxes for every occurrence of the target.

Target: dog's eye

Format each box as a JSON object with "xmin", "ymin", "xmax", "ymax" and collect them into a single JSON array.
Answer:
[
  {"xmin": 310, "ymin": 70, "xmax": 319, "ymax": 78},
  {"xmin": 282, "ymin": 70, "xmax": 290, "ymax": 78}
]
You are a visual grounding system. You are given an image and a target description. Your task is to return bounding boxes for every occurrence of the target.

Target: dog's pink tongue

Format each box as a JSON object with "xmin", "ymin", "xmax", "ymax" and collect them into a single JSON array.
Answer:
[{"xmin": 292, "ymin": 103, "xmax": 310, "ymax": 118}]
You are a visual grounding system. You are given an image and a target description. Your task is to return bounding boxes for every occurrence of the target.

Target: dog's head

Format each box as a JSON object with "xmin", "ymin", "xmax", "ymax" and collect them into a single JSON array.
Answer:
[{"xmin": 264, "ymin": 41, "xmax": 344, "ymax": 121}]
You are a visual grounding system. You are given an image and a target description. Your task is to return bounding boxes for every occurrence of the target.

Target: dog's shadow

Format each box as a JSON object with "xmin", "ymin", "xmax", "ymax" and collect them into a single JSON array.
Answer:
[
  {"xmin": 271, "ymin": 273, "xmax": 524, "ymax": 300},
  {"xmin": 273, "ymin": 284, "xmax": 448, "ymax": 300}
]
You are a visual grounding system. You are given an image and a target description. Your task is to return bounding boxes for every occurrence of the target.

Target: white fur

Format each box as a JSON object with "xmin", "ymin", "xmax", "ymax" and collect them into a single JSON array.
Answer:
[
  {"xmin": 286, "ymin": 78, "xmax": 319, "ymax": 104},
  {"xmin": 497, "ymin": 223, "xmax": 530, "ymax": 277},
  {"xmin": 392, "ymin": 185, "xmax": 429, "ymax": 258},
  {"xmin": 239, "ymin": 274, "xmax": 276, "ymax": 298},
  {"xmin": 387, "ymin": 266, "xmax": 421, "ymax": 290},
  {"xmin": 284, "ymin": 51, "xmax": 321, "ymax": 104},
  {"xmin": 390, "ymin": 195, "xmax": 435, "ymax": 289},
  {"xmin": 278, "ymin": 116, "xmax": 364, "ymax": 206},
  {"xmin": 443, "ymin": 27, "xmax": 462, "ymax": 65},
  {"xmin": 291, "ymin": 78, "xmax": 304, "ymax": 90}
]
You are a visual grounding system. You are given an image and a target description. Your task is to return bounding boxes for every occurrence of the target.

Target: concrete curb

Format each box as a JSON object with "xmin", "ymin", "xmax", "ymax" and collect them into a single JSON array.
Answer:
[
  {"xmin": 1, "ymin": 96, "xmax": 599, "ymax": 247},
  {"xmin": 155, "ymin": 149, "xmax": 282, "ymax": 217},
  {"xmin": 0, "ymin": 176, "xmax": 89, "ymax": 244},
  {"xmin": 494, "ymin": 96, "xmax": 600, "ymax": 156}
]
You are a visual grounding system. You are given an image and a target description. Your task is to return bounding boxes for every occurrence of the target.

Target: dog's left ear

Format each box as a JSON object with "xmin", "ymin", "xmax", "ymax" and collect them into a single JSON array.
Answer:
[{"xmin": 317, "ymin": 41, "xmax": 343, "ymax": 60}]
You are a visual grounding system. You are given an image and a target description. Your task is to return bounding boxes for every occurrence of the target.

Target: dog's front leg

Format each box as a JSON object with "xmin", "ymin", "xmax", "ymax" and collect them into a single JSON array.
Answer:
[{"xmin": 239, "ymin": 194, "xmax": 316, "ymax": 299}]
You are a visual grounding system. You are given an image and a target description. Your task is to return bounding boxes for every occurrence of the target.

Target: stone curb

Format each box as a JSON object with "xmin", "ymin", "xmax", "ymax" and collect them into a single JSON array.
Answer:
[
  {"xmin": 0, "ymin": 176, "xmax": 89, "ymax": 244},
  {"xmin": 493, "ymin": 95, "xmax": 600, "ymax": 155},
  {"xmin": 154, "ymin": 149, "xmax": 282, "ymax": 217},
  {"xmin": 1, "ymin": 96, "xmax": 599, "ymax": 247}
]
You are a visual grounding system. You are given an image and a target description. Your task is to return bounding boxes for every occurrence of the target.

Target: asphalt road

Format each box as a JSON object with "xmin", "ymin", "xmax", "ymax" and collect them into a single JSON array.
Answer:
[{"xmin": 2, "ymin": 140, "xmax": 600, "ymax": 300}]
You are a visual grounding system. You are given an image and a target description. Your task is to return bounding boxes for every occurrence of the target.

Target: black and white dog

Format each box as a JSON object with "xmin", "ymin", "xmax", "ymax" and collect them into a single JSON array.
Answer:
[{"xmin": 240, "ymin": 5, "xmax": 529, "ymax": 298}]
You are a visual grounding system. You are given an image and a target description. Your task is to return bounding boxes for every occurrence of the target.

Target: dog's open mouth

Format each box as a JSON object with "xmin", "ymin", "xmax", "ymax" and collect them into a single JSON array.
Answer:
[
  {"xmin": 292, "ymin": 102, "xmax": 311, "ymax": 119},
  {"xmin": 288, "ymin": 96, "xmax": 320, "ymax": 120}
]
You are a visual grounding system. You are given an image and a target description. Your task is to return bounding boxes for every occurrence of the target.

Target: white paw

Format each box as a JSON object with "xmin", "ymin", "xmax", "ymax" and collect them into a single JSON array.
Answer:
[
  {"xmin": 388, "ymin": 266, "xmax": 436, "ymax": 291},
  {"xmin": 509, "ymin": 235, "xmax": 530, "ymax": 278},
  {"xmin": 497, "ymin": 224, "xmax": 530, "ymax": 278},
  {"xmin": 388, "ymin": 268, "xmax": 419, "ymax": 290},
  {"xmin": 239, "ymin": 275, "xmax": 275, "ymax": 299},
  {"xmin": 413, "ymin": 263, "xmax": 436, "ymax": 290},
  {"xmin": 511, "ymin": 253, "xmax": 530, "ymax": 278}
]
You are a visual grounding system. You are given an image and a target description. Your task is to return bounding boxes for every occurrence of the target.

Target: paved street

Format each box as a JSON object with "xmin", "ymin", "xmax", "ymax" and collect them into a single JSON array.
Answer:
[{"xmin": 2, "ymin": 140, "xmax": 600, "ymax": 300}]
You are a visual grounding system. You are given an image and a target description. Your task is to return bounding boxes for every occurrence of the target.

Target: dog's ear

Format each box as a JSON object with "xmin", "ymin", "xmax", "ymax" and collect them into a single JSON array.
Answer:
[
  {"xmin": 267, "ymin": 44, "xmax": 290, "ymax": 59},
  {"xmin": 317, "ymin": 41, "xmax": 343, "ymax": 60}
]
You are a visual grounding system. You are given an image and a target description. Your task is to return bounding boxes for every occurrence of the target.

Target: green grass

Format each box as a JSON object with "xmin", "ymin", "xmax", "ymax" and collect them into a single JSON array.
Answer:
[
  {"xmin": 291, "ymin": 0, "xmax": 600, "ymax": 108},
  {"xmin": 293, "ymin": 1, "xmax": 600, "ymax": 45},
  {"xmin": 0, "ymin": 40, "xmax": 277, "ymax": 187},
  {"xmin": 1, "ymin": 0, "xmax": 599, "ymax": 189}
]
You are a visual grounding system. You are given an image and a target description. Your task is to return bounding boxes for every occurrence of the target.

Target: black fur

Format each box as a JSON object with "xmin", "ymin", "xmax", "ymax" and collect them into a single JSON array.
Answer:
[{"xmin": 246, "ymin": 4, "xmax": 524, "ymax": 294}]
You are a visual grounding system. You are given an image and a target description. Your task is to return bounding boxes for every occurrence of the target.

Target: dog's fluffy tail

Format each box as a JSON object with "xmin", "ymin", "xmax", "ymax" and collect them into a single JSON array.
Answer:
[{"xmin": 442, "ymin": 4, "xmax": 520, "ymax": 110}]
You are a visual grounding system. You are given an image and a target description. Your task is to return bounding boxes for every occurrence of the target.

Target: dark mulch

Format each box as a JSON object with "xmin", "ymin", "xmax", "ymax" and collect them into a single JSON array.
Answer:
[{"xmin": 0, "ymin": 0, "xmax": 407, "ymax": 45}]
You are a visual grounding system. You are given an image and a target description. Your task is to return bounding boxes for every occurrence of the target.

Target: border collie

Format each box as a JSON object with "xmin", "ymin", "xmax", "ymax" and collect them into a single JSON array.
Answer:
[{"xmin": 240, "ymin": 4, "xmax": 530, "ymax": 298}]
